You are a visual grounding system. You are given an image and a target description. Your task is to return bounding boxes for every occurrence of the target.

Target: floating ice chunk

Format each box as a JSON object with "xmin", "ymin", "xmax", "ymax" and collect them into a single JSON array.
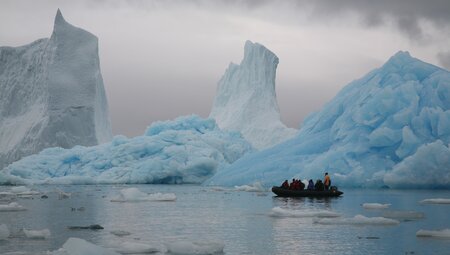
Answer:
[
  {"xmin": 381, "ymin": 210, "xmax": 425, "ymax": 220},
  {"xmin": 313, "ymin": 215, "xmax": 400, "ymax": 225},
  {"xmin": 57, "ymin": 190, "xmax": 71, "ymax": 200},
  {"xmin": 51, "ymin": 237, "xmax": 120, "ymax": 255},
  {"xmin": 11, "ymin": 186, "xmax": 29, "ymax": 193},
  {"xmin": 269, "ymin": 207, "xmax": 341, "ymax": 218},
  {"xmin": 362, "ymin": 203, "xmax": 391, "ymax": 209},
  {"xmin": 234, "ymin": 182, "xmax": 266, "ymax": 192},
  {"xmin": 114, "ymin": 241, "xmax": 161, "ymax": 254},
  {"xmin": 0, "ymin": 224, "xmax": 10, "ymax": 239},
  {"xmin": 166, "ymin": 240, "xmax": 224, "ymax": 255},
  {"xmin": 0, "ymin": 202, "xmax": 26, "ymax": 211},
  {"xmin": 110, "ymin": 188, "xmax": 176, "ymax": 202},
  {"xmin": 420, "ymin": 198, "xmax": 450, "ymax": 204},
  {"xmin": 110, "ymin": 230, "xmax": 131, "ymax": 237},
  {"xmin": 416, "ymin": 229, "xmax": 450, "ymax": 238},
  {"xmin": 23, "ymin": 228, "xmax": 51, "ymax": 239}
]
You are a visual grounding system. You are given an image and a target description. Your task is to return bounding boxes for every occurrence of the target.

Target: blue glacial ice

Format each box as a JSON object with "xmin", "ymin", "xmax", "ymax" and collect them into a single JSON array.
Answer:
[
  {"xmin": 0, "ymin": 115, "xmax": 253, "ymax": 185},
  {"xmin": 207, "ymin": 51, "xmax": 450, "ymax": 189}
]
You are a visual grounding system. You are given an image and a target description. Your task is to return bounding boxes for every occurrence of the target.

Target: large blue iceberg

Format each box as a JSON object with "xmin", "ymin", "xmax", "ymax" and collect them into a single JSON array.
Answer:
[
  {"xmin": 207, "ymin": 52, "xmax": 450, "ymax": 189},
  {"xmin": 0, "ymin": 115, "xmax": 252, "ymax": 185}
]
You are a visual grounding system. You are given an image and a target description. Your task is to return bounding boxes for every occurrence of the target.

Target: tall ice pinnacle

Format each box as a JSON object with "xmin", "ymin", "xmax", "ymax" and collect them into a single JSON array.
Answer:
[
  {"xmin": 0, "ymin": 9, "xmax": 112, "ymax": 169},
  {"xmin": 210, "ymin": 41, "xmax": 297, "ymax": 149}
]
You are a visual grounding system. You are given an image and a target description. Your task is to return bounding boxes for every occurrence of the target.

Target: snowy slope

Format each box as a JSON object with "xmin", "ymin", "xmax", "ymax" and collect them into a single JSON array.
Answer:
[
  {"xmin": 210, "ymin": 41, "xmax": 297, "ymax": 149},
  {"xmin": 0, "ymin": 10, "xmax": 112, "ymax": 169},
  {"xmin": 0, "ymin": 115, "xmax": 252, "ymax": 185},
  {"xmin": 207, "ymin": 51, "xmax": 450, "ymax": 189}
]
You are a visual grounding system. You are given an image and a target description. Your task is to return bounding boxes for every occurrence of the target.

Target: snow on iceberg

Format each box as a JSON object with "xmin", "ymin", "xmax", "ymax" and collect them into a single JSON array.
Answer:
[
  {"xmin": 0, "ymin": 9, "xmax": 112, "ymax": 170},
  {"xmin": 0, "ymin": 202, "xmax": 26, "ymax": 212},
  {"xmin": 51, "ymin": 237, "xmax": 120, "ymax": 255},
  {"xmin": 420, "ymin": 198, "xmax": 450, "ymax": 204},
  {"xmin": 207, "ymin": 51, "xmax": 450, "ymax": 189},
  {"xmin": 416, "ymin": 229, "xmax": 450, "ymax": 238},
  {"xmin": 210, "ymin": 41, "xmax": 297, "ymax": 149},
  {"xmin": 23, "ymin": 228, "xmax": 51, "ymax": 239},
  {"xmin": 166, "ymin": 240, "xmax": 224, "ymax": 255},
  {"xmin": 269, "ymin": 207, "xmax": 341, "ymax": 218},
  {"xmin": 0, "ymin": 224, "xmax": 9, "ymax": 240},
  {"xmin": 110, "ymin": 187, "xmax": 176, "ymax": 202},
  {"xmin": 0, "ymin": 115, "xmax": 252, "ymax": 185},
  {"xmin": 362, "ymin": 203, "xmax": 391, "ymax": 209},
  {"xmin": 313, "ymin": 215, "xmax": 400, "ymax": 226}
]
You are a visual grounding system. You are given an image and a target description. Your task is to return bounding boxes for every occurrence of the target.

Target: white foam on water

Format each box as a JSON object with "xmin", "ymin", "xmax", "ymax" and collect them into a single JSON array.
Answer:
[
  {"xmin": 269, "ymin": 207, "xmax": 341, "ymax": 218},
  {"xmin": 362, "ymin": 203, "xmax": 391, "ymax": 209},
  {"xmin": 416, "ymin": 229, "xmax": 450, "ymax": 239},
  {"xmin": 313, "ymin": 215, "xmax": 400, "ymax": 226}
]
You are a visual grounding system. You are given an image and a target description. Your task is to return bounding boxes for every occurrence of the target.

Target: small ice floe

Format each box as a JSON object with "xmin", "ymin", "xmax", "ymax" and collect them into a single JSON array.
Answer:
[
  {"xmin": 166, "ymin": 240, "xmax": 224, "ymax": 255},
  {"xmin": 0, "ymin": 224, "xmax": 10, "ymax": 240},
  {"xmin": 57, "ymin": 190, "xmax": 71, "ymax": 200},
  {"xmin": 269, "ymin": 207, "xmax": 341, "ymax": 218},
  {"xmin": 0, "ymin": 202, "xmax": 26, "ymax": 212},
  {"xmin": 67, "ymin": 224, "xmax": 104, "ymax": 230},
  {"xmin": 23, "ymin": 228, "xmax": 51, "ymax": 239},
  {"xmin": 210, "ymin": 186, "xmax": 230, "ymax": 192},
  {"xmin": 420, "ymin": 198, "xmax": 450, "ymax": 204},
  {"xmin": 50, "ymin": 237, "xmax": 120, "ymax": 255},
  {"xmin": 114, "ymin": 241, "xmax": 162, "ymax": 254},
  {"xmin": 110, "ymin": 188, "xmax": 176, "ymax": 202},
  {"xmin": 10, "ymin": 186, "xmax": 40, "ymax": 196},
  {"xmin": 362, "ymin": 203, "xmax": 391, "ymax": 209},
  {"xmin": 416, "ymin": 229, "xmax": 450, "ymax": 239},
  {"xmin": 234, "ymin": 182, "xmax": 266, "ymax": 192},
  {"xmin": 381, "ymin": 210, "xmax": 425, "ymax": 220},
  {"xmin": 313, "ymin": 215, "xmax": 400, "ymax": 226},
  {"xmin": 110, "ymin": 230, "xmax": 131, "ymax": 237}
]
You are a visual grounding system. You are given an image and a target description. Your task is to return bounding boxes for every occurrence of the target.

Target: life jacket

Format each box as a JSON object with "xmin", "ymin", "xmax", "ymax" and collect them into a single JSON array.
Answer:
[{"xmin": 324, "ymin": 175, "xmax": 331, "ymax": 186}]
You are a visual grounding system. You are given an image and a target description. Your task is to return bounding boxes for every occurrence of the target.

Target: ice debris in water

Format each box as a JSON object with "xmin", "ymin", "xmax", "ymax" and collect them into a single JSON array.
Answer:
[
  {"xmin": 234, "ymin": 181, "xmax": 266, "ymax": 192},
  {"xmin": 416, "ymin": 229, "xmax": 450, "ymax": 238},
  {"xmin": 166, "ymin": 240, "xmax": 225, "ymax": 255},
  {"xmin": 51, "ymin": 237, "xmax": 120, "ymax": 255},
  {"xmin": 207, "ymin": 51, "xmax": 450, "ymax": 189},
  {"xmin": 114, "ymin": 241, "xmax": 163, "ymax": 254},
  {"xmin": 0, "ymin": 224, "xmax": 10, "ymax": 239},
  {"xmin": 362, "ymin": 203, "xmax": 391, "ymax": 209},
  {"xmin": 313, "ymin": 215, "xmax": 400, "ymax": 225},
  {"xmin": 381, "ymin": 210, "xmax": 425, "ymax": 220},
  {"xmin": 110, "ymin": 230, "xmax": 131, "ymax": 237},
  {"xmin": 0, "ymin": 202, "xmax": 26, "ymax": 211},
  {"xmin": 23, "ymin": 228, "xmax": 51, "ymax": 239},
  {"xmin": 420, "ymin": 198, "xmax": 450, "ymax": 204},
  {"xmin": 110, "ymin": 188, "xmax": 176, "ymax": 202},
  {"xmin": 0, "ymin": 115, "xmax": 252, "ymax": 185},
  {"xmin": 269, "ymin": 207, "xmax": 341, "ymax": 218}
]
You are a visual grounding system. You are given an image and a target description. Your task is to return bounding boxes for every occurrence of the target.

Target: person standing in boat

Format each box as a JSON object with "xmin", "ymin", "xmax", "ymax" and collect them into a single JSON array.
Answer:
[{"xmin": 324, "ymin": 172, "xmax": 331, "ymax": 190}]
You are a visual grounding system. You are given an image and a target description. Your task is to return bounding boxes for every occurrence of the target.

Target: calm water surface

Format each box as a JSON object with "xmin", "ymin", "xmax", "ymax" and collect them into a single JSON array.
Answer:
[{"xmin": 0, "ymin": 185, "xmax": 450, "ymax": 254}]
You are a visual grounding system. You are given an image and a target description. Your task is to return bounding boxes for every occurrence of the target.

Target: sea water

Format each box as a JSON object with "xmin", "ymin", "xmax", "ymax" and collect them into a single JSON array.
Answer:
[{"xmin": 0, "ymin": 185, "xmax": 449, "ymax": 254}]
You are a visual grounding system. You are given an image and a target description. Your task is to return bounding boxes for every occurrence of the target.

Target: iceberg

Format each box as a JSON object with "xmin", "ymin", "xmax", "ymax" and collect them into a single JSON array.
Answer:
[
  {"xmin": 0, "ymin": 9, "xmax": 112, "ymax": 169},
  {"xmin": 0, "ymin": 115, "xmax": 252, "ymax": 185},
  {"xmin": 23, "ymin": 228, "xmax": 51, "ymax": 239},
  {"xmin": 210, "ymin": 41, "xmax": 297, "ymax": 149},
  {"xmin": 51, "ymin": 237, "xmax": 120, "ymax": 255},
  {"xmin": 207, "ymin": 51, "xmax": 450, "ymax": 189}
]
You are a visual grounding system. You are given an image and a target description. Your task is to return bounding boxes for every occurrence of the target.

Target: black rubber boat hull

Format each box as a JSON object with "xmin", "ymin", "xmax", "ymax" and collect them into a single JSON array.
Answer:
[{"xmin": 272, "ymin": 186, "xmax": 343, "ymax": 197}]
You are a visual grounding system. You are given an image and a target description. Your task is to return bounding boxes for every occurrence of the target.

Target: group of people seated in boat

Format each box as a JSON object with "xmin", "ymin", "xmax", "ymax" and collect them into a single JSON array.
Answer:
[{"xmin": 281, "ymin": 173, "xmax": 332, "ymax": 191}]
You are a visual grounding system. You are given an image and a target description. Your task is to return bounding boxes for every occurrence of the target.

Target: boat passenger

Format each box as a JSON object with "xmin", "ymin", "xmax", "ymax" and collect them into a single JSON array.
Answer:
[
  {"xmin": 298, "ymin": 179, "xmax": 305, "ymax": 190},
  {"xmin": 289, "ymin": 179, "xmax": 296, "ymax": 190},
  {"xmin": 324, "ymin": 172, "xmax": 331, "ymax": 191},
  {"xmin": 307, "ymin": 179, "xmax": 314, "ymax": 190},
  {"xmin": 281, "ymin": 180, "xmax": 289, "ymax": 189},
  {"xmin": 315, "ymin": 180, "xmax": 325, "ymax": 191}
]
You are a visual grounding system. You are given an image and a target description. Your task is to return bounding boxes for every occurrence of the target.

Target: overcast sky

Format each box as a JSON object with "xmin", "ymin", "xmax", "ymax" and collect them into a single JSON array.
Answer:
[{"xmin": 1, "ymin": 0, "xmax": 450, "ymax": 137}]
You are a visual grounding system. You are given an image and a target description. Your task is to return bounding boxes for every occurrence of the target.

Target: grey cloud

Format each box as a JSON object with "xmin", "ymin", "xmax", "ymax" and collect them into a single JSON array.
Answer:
[{"xmin": 437, "ymin": 51, "xmax": 450, "ymax": 70}]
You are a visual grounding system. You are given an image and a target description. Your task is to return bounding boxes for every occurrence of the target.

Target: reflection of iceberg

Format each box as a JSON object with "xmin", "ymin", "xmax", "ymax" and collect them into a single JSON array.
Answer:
[
  {"xmin": 208, "ymin": 51, "xmax": 450, "ymax": 189},
  {"xmin": 313, "ymin": 215, "xmax": 400, "ymax": 225},
  {"xmin": 0, "ymin": 115, "xmax": 252, "ymax": 185}
]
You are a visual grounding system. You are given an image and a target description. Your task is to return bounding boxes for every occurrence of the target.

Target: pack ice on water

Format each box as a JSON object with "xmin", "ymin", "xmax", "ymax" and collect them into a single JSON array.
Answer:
[
  {"xmin": 0, "ymin": 10, "xmax": 112, "ymax": 169},
  {"xmin": 210, "ymin": 41, "xmax": 297, "ymax": 149},
  {"xmin": 208, "ymin": 51, "xmax": 450, "ymax": 189}
]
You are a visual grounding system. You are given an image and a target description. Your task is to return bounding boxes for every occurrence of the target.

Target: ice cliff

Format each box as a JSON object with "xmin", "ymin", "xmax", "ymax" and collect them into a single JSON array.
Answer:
[
  {"xmin": 0, "ymin": 115, "xmax": 252, "ymax": 185},
  {"xmin": 210, "ymin": 41, "xmax": 297, "ymax": 149},
  {"xmin": 207, "ymin": 52, "xmax": 450, "ymax": 189},
  {"xmin": 0, "ymin": 10, "xmax": 112, "ymax": 169}
]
